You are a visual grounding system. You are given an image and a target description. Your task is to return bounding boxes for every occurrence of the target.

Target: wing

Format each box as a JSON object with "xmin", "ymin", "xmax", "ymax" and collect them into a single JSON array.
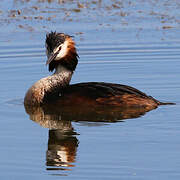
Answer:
[
  {"xmin": 55, "ymin": 82, "xmax": 160, "ymax": 108},
  {"xmin": 62, "ymin": 82, "xmax": 148, "ymax": 98}
]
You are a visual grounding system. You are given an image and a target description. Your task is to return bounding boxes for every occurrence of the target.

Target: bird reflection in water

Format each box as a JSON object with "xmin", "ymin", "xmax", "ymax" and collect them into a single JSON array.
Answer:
[
  {"xmin": 47, "ymin": 129, "xmax": 79, "ymax": 170},
  {"xmin": 24, "ymin": 103, "xmax": 156, "ymax": 171}
]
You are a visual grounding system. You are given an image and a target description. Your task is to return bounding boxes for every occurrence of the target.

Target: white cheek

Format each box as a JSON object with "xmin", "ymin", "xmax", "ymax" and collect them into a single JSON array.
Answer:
[{"xmin": 56, "ymin": 41, "xmax": 68, "ymax": 59}]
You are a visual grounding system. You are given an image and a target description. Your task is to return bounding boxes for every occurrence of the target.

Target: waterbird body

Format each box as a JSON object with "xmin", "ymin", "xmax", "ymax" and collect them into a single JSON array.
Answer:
[{"xmin": 24, "ymin": 32, "xmax": 173, "ymax": 110}]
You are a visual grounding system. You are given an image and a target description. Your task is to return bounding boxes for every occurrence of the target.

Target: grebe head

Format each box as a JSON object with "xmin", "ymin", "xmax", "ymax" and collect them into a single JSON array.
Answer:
[{"xmin": 45, "ymin": 32, "xmax": 79, "ymax": 72}]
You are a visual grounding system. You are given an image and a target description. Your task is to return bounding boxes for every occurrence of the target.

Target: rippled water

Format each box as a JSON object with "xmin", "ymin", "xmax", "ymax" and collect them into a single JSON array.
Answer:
[{"xmin": 0, "ymin": 30, "xmax": 180, "ymax": 179}]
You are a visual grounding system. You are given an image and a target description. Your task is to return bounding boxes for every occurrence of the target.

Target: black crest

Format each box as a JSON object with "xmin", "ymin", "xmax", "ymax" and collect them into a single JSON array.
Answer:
[{"xmin": 46, "ymin": 32, "xmax": 66, "ymax": 52}]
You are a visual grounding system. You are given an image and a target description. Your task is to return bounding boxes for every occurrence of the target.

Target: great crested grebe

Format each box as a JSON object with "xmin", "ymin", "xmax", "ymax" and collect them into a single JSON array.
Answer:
[{"xmin": 24, "ymin": 32, "xmax": 173, "ymax": 109}]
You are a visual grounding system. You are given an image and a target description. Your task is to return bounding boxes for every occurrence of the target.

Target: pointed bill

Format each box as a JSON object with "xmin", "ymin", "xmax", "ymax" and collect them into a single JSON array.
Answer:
[{"xmin": 46, "ymin": 51, "xmax": 59, "ymax": 65}]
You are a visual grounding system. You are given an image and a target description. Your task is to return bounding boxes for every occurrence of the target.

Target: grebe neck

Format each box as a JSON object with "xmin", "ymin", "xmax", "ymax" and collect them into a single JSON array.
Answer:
[
  {"xmin": 52, "ymin": 65, "xmax": 73, "ymax": 86},
  {"xmin": 24, "ymin": 65, "xmax": 73, "ymax": 106},
  {"xmin": 54, "ymin": 64, "xmax": 72, "ymax": 75}
]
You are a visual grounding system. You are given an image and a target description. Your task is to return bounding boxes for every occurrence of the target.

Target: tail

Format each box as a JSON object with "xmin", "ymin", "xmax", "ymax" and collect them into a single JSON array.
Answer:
[
  {"xmin": 158, "ymin": 102, "xmax": 176, "ymax": 105},
  {"xmin": 149, "ymin": 96, "xmax": 175, "ymax": 105}
]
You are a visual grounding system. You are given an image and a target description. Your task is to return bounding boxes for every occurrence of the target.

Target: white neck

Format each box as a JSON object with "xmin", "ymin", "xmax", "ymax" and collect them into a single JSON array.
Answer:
[
  {"xmin": 54, "ymin": 65, "xmax": 71, "ymax": 75},
  {"xmin": 24, "ymin": 65, "xmax": 73, "ymax": 106}
]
